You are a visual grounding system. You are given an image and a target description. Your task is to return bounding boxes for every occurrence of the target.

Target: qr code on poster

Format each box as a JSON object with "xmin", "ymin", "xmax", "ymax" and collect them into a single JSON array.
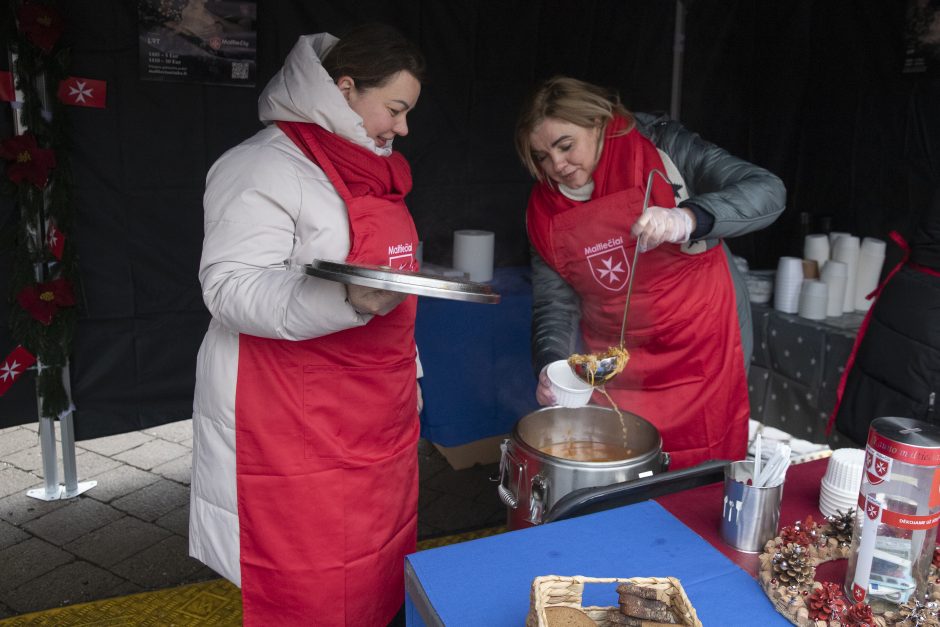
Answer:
[{"xmin": 231, "ymin": 62, "xmax": 249, "ymax": 80}]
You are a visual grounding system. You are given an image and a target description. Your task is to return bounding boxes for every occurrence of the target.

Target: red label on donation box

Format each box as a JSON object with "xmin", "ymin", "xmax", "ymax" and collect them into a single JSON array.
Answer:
[
  {"xmin": 932, "ymin": 469, "xmax": 940, "ymax": 510},
  {"xmin": 867, "ymin": 429, "xmax": 940, "ymax": 466},
  {"xmin": 856, "ymin": 493, "xmax": 940, "ymax": 530}
]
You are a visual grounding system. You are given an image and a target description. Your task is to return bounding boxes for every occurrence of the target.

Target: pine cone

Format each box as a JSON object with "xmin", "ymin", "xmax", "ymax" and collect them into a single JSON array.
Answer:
[
  {"xmin": 897, "ymin": 599, "xmax": 940, "ymax": 627},
  {"xmin": 807, "ymin": 582, "xmax": 847, "ymax": 622},
  {"xmin": 844, "ymin": 601, "xmax": 874, "ymax": 626},
  {"xmin": 780, "ymin": 515, "xmax": 819, "ymax": 547},
  {"xmin": 771, "ymin": 543, "xmax": 815, "ymax": 588},
  {"xmin": 827, "ymin": 509, "xmax": 855, "ymax": 547}
]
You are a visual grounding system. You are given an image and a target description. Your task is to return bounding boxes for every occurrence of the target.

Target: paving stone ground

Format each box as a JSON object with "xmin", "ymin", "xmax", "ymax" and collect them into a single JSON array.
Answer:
[{"xmin": 0, "ymin": 420, "xmax": 504, "ymax": 618}]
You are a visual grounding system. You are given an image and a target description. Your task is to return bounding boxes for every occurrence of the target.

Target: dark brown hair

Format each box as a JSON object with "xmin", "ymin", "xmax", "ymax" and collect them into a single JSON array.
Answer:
[{"xmin": 322, "ymin": 23, "xmax": 427, "ymax": 90}]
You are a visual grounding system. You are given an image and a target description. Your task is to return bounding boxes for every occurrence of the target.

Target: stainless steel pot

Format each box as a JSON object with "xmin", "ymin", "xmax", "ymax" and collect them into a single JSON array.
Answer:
[{"xmin": 498, "ymin": 405, "xmax": 668, "ymax": 529}]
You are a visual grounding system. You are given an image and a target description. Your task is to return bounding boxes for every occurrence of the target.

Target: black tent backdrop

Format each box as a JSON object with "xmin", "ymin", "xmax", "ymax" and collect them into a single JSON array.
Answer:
[{"xmin": 1, "ymin": 0, "xmax": 937, "ymax": 437}]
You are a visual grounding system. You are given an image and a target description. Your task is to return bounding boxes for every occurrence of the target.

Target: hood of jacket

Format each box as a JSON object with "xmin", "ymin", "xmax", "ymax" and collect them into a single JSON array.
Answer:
[{"xmin": 258, "ymin": 33, "xmax": 389, "ymax": 156}]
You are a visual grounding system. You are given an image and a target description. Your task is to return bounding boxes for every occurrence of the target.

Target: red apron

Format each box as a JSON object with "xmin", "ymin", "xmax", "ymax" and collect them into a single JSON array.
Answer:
[
  {"xmin": 235, "ymin": 123, "xmax": 419, "ymax": 626},
  {"xmin": 527, "ymin": 118, "xmax": 748, "ymax": 470}
]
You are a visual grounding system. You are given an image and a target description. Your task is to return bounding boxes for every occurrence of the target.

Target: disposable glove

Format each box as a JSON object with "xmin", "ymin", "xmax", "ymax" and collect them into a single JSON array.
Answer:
[{"xmin": 631, "ymin": 206, "xmax": 694, "ymax": 252}]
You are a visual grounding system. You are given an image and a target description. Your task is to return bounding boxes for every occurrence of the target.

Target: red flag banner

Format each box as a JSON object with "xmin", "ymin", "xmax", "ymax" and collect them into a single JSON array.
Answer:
[
  {"xmin": 45, "ymin": 218, "xmax": 65, "ymax": 260},
  {"xmin": 0, "ymin": 70, "xmax": 14, "ymax": 102},
  {"xmin": 0, "ymin": 345, "xmax": 36, "ymax": 397},
  {"xmin": 57, "ymin": 76, "xmax": 106, "ymax": 108}
]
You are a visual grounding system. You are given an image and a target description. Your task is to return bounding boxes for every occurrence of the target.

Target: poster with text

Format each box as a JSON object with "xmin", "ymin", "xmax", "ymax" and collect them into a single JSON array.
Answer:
[
  {"xmin": 903, "ymin": 0, "xmax": 940, "ymax": 74},
  {"xmin": 138, "ymin": 0, "xmax": 257, "ymax": 87}
]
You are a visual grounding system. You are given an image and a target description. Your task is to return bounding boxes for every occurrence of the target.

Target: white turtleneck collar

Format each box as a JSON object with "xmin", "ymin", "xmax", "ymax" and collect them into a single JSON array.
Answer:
[{"xmin": 558, "ymin": 180, "xmax": 595, "ymax": 202}]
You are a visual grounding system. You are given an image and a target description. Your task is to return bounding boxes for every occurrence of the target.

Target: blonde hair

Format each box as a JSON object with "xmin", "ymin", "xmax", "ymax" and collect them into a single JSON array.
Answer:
[{"xmin": 514, "ymin": 76, "xmax": 634, "ymax": 181}]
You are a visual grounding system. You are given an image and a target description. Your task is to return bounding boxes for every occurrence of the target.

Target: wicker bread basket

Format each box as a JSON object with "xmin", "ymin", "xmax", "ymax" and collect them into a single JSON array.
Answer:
[{"xmin": 526, "ymin": 575, "xmax": 703, "ymax": 627}]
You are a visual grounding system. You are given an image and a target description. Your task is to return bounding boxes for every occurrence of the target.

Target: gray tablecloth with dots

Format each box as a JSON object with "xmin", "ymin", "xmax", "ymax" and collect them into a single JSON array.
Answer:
[{"xmin": 747, "ymin": 303, "xmax": 864, "ymax": 445}]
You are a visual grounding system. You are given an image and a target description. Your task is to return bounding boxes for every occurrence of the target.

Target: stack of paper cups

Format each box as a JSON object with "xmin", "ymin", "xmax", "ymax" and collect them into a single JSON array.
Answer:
[
  {"xmin": 829, "ymin": 231, "xmax": 850, "ymax": 247},
  {"xmin": 820, "ymin": 260, "xmax": 848, "ymax": 318},
  {"xmin": 453, "ymin": 229, "xmax": 495, "ymax": 282},
  {"xmin": 798, "ymin": 279, "xmax": 828, "ymax": 320},
  {"xmin": 803, "ymin": 234, "xmax": 830, "ymax": 273},
  {"xmin": 831, "ymin": 235, "xmax": 860, "ymax": 313},
  {"xmin": 854, "ymin": 237, "xmax": 886, "ymax": 312},
  {"xmin": 773, "ymin": 256, "xmax": 804, "ymax": 314}
]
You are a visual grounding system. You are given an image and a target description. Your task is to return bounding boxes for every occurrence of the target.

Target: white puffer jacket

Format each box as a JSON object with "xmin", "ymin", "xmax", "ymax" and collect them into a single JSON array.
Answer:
[{"xmin": 188, "ymin": 33, "xmax": 416, "ymax": 585}]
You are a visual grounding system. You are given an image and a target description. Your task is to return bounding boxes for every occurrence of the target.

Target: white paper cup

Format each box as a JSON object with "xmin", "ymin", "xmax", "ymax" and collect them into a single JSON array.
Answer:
[
  {"xmin": 774, "ymin": 257, "xmax": 804, "ymax": 314},
  {"xmin": 803, "ymin": 234, "xmax": 831, "ymax": 272},
  {"xmin": 854, "ymin": 237, "xmax": 886, "ymax": 312},
  {"xmin": 546, "ymin": 360, "xmax": 593, "ymax": 408},
  {"xmin": 798, "ymin": 279, "xmax": 828, "ymax": 320},
  {"xmin": 822, "ymin": 448, "xmax": 865, "ymax": 494},
  {"xmin": 820, "ymin": 260, "xmax": 848, "ymax": 317},
  {"xmin": 832, "ymin": 235, "xmax": 860, "ymax": 313}
]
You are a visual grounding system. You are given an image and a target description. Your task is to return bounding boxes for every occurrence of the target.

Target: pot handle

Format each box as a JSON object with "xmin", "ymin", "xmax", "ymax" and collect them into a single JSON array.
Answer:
[{"xmin": 497, "ymin": 439, "xmax": 525, "ymax": 510}]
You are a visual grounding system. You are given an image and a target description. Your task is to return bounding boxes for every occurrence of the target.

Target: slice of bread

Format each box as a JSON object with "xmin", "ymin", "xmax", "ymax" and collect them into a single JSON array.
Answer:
[{"xmin": 544, "ymin": 605, "xmax": 596, "ymax": 627}]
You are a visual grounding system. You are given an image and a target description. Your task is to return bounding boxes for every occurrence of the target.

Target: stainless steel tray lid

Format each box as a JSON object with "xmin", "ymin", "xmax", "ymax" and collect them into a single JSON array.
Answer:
[{"xmin": 305, "ymin": 259, "xmax": 500, "ymax": 304}]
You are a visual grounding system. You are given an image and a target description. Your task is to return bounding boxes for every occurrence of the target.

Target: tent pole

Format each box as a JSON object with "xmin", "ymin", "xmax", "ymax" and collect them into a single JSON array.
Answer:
[{"xmin": 670, "ymin": 0, "xmax": 686, "ymax": 121}]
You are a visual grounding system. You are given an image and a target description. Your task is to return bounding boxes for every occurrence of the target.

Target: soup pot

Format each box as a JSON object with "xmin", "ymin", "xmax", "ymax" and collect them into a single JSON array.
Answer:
[{"xmin": 498, "ymin": 405, "xmax": 668, "ymax": 530}]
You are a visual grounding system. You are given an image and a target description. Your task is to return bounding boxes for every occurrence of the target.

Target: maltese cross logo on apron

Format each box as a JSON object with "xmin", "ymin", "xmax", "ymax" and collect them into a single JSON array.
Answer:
[{"xmin": 586, "ymin": 245, "xmax": 629, "ymax": 291}]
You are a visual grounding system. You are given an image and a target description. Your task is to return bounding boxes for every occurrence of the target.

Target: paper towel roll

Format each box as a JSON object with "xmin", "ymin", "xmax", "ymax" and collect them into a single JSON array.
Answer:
[
  {"xmin": 831, "ymin": 235, "xmax": 859, "ymax": 313},
  {"xmin": 453, "ymin": 230, "xmax": 495, "ymax": 282},
  {"xmin": 854, "ymin": 237, "xmax": 886, "ymax": 312}
]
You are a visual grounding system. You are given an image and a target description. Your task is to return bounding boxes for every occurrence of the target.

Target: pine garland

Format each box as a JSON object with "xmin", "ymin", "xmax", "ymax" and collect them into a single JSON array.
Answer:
[{"xmin": 2, "ymin": 0, "xmax": 76, "ymax": 417}]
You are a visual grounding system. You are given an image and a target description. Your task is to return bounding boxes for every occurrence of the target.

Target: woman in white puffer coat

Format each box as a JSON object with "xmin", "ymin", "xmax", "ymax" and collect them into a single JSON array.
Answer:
[{"xmin": 189, "ymin": 24, "xmax": 426, "ymax": 626}]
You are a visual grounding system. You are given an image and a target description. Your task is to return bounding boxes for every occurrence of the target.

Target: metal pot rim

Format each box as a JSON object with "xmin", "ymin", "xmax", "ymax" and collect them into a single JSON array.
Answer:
[{"xmin": 510, "ymin": 405, "xmax": 662, "ymax": 467}]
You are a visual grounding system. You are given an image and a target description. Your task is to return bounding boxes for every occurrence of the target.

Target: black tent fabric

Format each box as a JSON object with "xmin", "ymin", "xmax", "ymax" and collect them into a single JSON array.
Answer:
[{"xmin": 1, "ymin": 0, "xmax": 937, "ymax": 438}]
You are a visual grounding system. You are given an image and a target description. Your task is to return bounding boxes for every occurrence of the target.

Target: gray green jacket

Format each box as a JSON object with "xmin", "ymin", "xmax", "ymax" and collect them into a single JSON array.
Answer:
[{"xmin": 530, "ymin": 112, "xmax": 787, "ymax": 375}]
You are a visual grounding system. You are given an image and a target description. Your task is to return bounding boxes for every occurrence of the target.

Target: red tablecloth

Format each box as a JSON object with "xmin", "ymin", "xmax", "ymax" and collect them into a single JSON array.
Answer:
[{"xmin": 655, "ymin": 458, "xmax": 849, "ymax": 582}]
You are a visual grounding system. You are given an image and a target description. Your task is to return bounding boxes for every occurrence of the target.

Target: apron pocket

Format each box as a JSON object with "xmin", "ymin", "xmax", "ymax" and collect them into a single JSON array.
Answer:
[{"xmin": 302, "ymin": 359, "xmax": 416, "ymax": 460}]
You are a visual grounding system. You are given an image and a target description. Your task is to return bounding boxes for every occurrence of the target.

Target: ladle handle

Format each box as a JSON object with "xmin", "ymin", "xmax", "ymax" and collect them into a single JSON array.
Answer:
[{"xmin": 619, "ymin": 168, "xmax": 673, "ymax": 348}]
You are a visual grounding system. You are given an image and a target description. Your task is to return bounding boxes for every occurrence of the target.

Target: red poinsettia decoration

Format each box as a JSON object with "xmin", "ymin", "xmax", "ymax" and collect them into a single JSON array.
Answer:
[
  {"xmin": 0, "ymin": 132, "xmax": 56, "ymax": 188},
  {"xmin": 806, "ymin": 582, "xmax": 847, "ymax": 622},
  {"xmin": 17, "ymin": 2, "xmax": 65, "ymax": 53},
  {"xmin": 844, "ymin": 601, "xmax": 875, "ymax": 626},
  {"xmin": 934, "ymin": 546, "xmax": 940, "ymax": 569},
  {"xmin": 779, "ymin": 515, "xmax": 819, "ymax": 547},
  {"xmin": 17, "ymin": 278, "xmax": 75, "ymax": 325}
]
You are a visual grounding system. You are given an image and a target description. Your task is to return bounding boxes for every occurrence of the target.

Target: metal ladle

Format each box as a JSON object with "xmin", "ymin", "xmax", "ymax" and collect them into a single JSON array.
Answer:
[{"xmin": 570, "ymin": 168, "xmax": 673, "ymax": 386}]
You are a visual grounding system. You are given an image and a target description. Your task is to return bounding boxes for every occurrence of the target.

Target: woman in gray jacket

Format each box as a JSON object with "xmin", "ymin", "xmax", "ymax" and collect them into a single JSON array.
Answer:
[{"xmin": 516, "ymin": 76, "xmax": 785, "ymax": 468}]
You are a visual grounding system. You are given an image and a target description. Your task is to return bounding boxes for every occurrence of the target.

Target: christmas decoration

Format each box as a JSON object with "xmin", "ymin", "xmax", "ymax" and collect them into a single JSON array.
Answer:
[
  {"xmin": 16, "ymin": 277, "xmax": 74, "ymax": 325},
  {"xmin": 807, "ymin": 581, "xmax": 848, "ymax": 623},
  {"xmin": 772, "ymin": 543, "xmax": 816, "ymax": 588},
  {"xmin": 827, "ymin": 509, "xmax": 856, "ymax": 547},
  {"xmin": 0, "ymin": 131, "xmax": 56, "ymax": 187},
  {"xmin": 781, "ymin": 515, "xmax": 822, "ymax": 547},
  {"xmin": 0, "ymin": 344, "xmax": 36, "ymax": 396},
  {"xmin": 56, "ymin": 75, "xmax": 106, "ymax": 108},
  {"xmin": 758, "ymin": 512, "xmax": 940, "ymax": 626},
  {"xmin": 2, "ymin": 0, "xmax": 77, "ymax": 416},
  {"xmin": 846, "ymin": 601, "xmax": 876, "ymax": 626},
  {"xmin": 16, "ymin": 1, "xmax": 63, "ymax": 53},
  {"xmin": 894, "ymin": 599, "xmax": 940, "ymax": 627}
]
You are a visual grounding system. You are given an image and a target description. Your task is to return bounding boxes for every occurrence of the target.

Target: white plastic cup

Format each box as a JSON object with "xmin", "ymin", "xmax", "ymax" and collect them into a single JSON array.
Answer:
[
  {"xmin": 820, "ymin": 260, "xmax": 848, "ymax": 317},
  {"xmin": 831, "ymin": 235, "xmax": 860, "ymax": 313},
  {"xmin": 854, "ymin": 237, "xmax": 886, "ymax": 312},
  {"xmin": 774, "ymin": 256, "xmax": 804, "ymax": 314},
  {"xmin": 546, "ymin": 360, "xmax": 593, "ymax": 408},
  {"xmin": 803, "ymin": 234, "xmax": 831, "ymax": 272},
  {"xmin": 798, "ymin": 279, "xmax": 828, "ymax": 320}
]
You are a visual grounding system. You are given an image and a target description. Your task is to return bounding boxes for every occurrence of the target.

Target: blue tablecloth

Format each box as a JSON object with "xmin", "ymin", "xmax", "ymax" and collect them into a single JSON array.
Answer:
[
  {"xmin": 415, "ymin": 266, "xmax": 538, "ymax": 446},
  {"xmin": 404, "ymin": 500, "xmax": 788, "ymax": 626}
]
